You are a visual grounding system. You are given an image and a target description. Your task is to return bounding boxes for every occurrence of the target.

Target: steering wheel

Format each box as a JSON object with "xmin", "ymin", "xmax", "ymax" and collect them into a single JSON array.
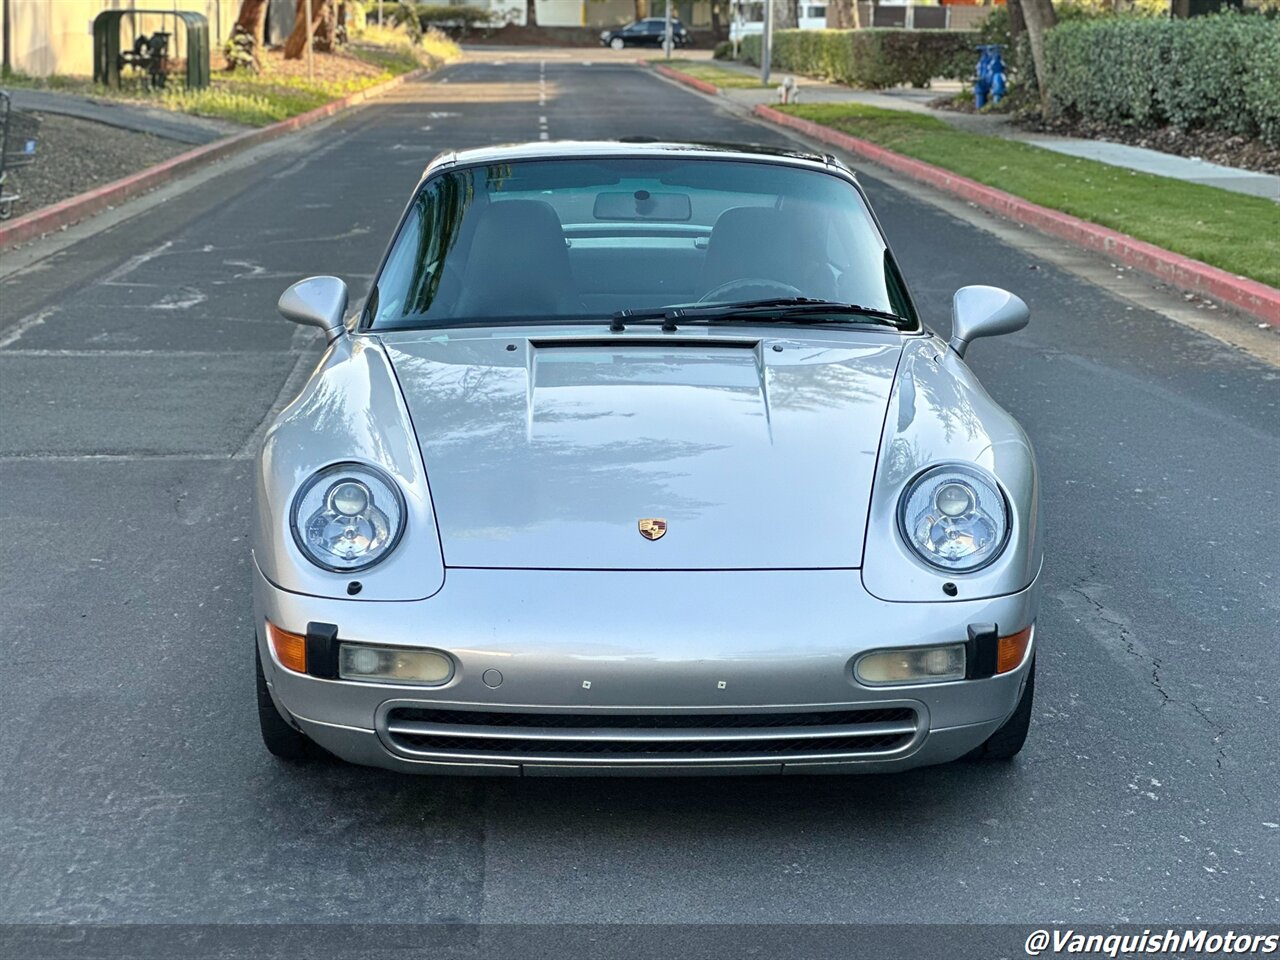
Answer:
[{"xmin": 697, "ymin": 278, "xmax": 804, "ymax": 304}]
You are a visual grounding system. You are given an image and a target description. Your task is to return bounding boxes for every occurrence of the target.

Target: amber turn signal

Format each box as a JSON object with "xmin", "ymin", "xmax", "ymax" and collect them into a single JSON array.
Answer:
[
  {"xmin": 996, "ymin": 625, "xmax": 1033, "ymax": 674},
  {"xmin": 266, "ymin": 621, "xmax": 307, "ymax": 674}
]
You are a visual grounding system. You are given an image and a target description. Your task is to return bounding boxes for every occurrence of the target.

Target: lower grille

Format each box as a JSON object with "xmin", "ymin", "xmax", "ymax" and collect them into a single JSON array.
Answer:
[{"xmin": 382, "ymin": 706, "xmax": 920, "ymax": 765}]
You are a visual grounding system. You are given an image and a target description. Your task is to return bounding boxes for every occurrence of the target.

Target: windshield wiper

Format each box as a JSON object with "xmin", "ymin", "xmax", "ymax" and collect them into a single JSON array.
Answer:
[{"xmin": 609, "ymin": 298, "xmax": 907, "ymax": 332}]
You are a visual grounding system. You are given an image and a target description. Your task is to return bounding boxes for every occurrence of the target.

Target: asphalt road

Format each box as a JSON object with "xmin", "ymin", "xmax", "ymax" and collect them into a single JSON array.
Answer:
[{"xmin": 1, "ymin": 53, "xmax": 1277, "ymax": 935}]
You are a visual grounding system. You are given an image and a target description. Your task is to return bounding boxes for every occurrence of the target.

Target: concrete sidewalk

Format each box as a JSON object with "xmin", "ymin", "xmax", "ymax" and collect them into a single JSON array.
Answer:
[
  {"xmin": 6, "ymin": 88, "xmax": 246, "ymax": 145},
  {"xmin": 704, "ymin": 57, "xmax": 1280, "ymax": 202}
]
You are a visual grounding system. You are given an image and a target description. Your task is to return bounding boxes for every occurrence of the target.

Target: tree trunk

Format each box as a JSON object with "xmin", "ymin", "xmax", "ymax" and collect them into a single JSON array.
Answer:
[
  {"xmin": 1007, "ymin": 0, "xmax": 1026, "ymax": 49},
  {"xmin": 313, "ymin": 0, "xmax": 336, "ymax": 51},
  {"xmin": 235, "ymin": 0, "xmax": 270, "ymax": 50},
  {"xmin": 526, "ymin": 0, "xmax": 537, "ymax": 27},
  {"xmin": 709, "ymin": 1, "xmax": 724, "ymax": 41},
  {"xmin": 1019, "ymin": 0, "xmax": 1057, "ymax": 114},
  {"xmin": 774, "ymin": 0, "xmax": 799, "ymax": 30},
  {"xmin": 283, "ymin": 0, "xmax": 330, "ymax": 59},
  {"xmin": 832, "ymin": 0, "xmax": 863, "ymax": 29}
]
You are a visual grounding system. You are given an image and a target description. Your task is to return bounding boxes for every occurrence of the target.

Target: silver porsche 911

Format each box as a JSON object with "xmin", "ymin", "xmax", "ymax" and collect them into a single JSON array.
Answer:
[{"xmin": 253, "ymin": 141, "xmax": 1041, "ymax": 776}]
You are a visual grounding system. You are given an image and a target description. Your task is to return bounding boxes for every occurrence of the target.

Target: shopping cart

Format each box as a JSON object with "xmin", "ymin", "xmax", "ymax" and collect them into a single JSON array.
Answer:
[{"xmin": 0, "ymin": 90, "xmax": 42, "ymax": 220}]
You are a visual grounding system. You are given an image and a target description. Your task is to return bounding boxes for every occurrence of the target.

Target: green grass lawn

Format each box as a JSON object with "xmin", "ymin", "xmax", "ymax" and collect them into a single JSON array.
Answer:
[
  {"xmin": 780, "ymin": 103, "xmax": 1280, "ymax": 289},
  {"xmin": 655, "ymin": 59, "xmax": 766, "ymax": 89},
  {"xmin": 0, "ymin": 29, "xmax": 457, "ymax": 128}
]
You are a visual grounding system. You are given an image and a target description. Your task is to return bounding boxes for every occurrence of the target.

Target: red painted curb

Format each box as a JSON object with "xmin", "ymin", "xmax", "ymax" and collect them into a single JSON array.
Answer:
[
  {"xmin": 754, "ymin": 104, "xmax": 1280, "ymax": 327},
  {"xmin": 651, "ymin": 63, "xmax": 721, "ymax": 97},
  {"xmin": 0, "ymin": 66, "xmax": 429, "ymax": 249}
]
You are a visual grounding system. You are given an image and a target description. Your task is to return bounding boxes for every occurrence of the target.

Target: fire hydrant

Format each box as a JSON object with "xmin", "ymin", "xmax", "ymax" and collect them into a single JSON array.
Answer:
[
  {"xmin": 973, "ymin": 44, "xmax": 1007, "ymax": 109},
  {"xmin": 777, "ymin": 76, "xmax": 801, "ymax": 105}
]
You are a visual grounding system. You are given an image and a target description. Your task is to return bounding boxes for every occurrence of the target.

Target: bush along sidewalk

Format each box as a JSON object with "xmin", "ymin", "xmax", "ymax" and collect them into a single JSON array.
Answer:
[
  {"xmin": 772, "ymin": 102, "xmax": 1280, "ymax": 292},
  {"xmin": 1042, "ymin": 13, "xmax": 1280, "ymax": 147},
  {"xmin": 739, "ymin": 29, "xmax": 976, "ymax": 89}
]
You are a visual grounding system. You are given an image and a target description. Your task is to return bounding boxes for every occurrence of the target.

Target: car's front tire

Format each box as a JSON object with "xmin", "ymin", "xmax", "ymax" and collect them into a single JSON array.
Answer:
[
  {"xmin": 610, "ymin": 36, "xmax": 625, "ymax": 50},
  {"xmin": 255, "ymin": 638, "xmax": 320, "ymax": 761},
  {"xmin": 965, "ymin": 657, "xmax": 1035, "ymax": 761}
]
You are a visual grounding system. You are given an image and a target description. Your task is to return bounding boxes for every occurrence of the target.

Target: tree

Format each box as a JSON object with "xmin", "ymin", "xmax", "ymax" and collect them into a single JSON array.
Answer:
[
  {"xmin": 283, "ymin": 0, "xmax": 334, "ymax": 59},
  {"xmin": 709, "ymin": 0, "xmax": 727, "ymax": 40},
  {"xmin": 526, "ymin": 0, "xmax": 538, "ymax": 27},
  {"xmin": 774, "ymin": 0, "xmax": 800, "ymax": 29},
  {"xmin": 1018, "ymin": 0, "xmax": 1058, "ymax": 114},
  {"xmin": 313, "ymin": 0, "xmax": 337, "ymax": 51},
  {"xmin": 826, "ymin": 0, "xmax": 861, "ymax": 28},
  {"xmin": 235, "ymin": 0, "xmax": 270, "ymax": 50},
  {"xmin": 1006, "ymin": 0, "xmax": 1026, "ymax": 50}
]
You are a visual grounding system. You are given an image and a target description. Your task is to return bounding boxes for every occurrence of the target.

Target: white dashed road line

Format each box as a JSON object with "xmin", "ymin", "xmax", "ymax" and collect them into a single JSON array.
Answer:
[{"xmin": 539, "ymin": 61, "xmax": 550, "ymax": 138}]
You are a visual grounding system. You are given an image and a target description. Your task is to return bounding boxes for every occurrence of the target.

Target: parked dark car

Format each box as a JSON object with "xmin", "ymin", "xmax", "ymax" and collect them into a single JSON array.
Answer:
[{"xmin": 601, "ymin": 18, "xmax": 690, "ymax": 50}]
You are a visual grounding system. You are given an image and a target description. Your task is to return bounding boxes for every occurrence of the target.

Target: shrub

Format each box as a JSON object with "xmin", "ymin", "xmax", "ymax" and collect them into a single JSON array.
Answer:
[
  {"xmin": 713, "ymin": 40, "xmax": 735, "ymax": 60},
  {"xmin": 381, "ymin": 3, "xmax": 423, "ymax": 41},
  {"xmin": 420, "ymin": 26, "xmax": 463, "ymax": 63},
  {"xmin": 374, "ymin": 3, "xmax": 491, "ymax": 38},
  {"xmin": 344, "ymin": 0, "xmax": 367, "ymax": 32},
  {"xmin": 988, "ymin": 2, "xmax": 1117, "ymax": 91},
  {"xmin": 977, "ymin": 6, "xmax": 1013, "ymax": 49},
  {"xmin": 402, "ymin": 3, "xmax": 493, "ymax": 33},
  {"xmin": 1043, "ymin": 13, "xmax": 1280, "ymax": 144},
  {"xmin": 351, "ymin": 22, "xmax": 460, "ymax": 69},
  {"xmin": 740, "ymin": 29, "xmax": 978, "ymax": 89}
]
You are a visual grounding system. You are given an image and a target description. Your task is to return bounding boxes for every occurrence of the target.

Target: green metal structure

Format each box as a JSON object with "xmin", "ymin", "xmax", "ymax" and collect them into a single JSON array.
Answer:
[{"xmin": 93, "ymin": 9, "xmax": 210, "ymax": 91}]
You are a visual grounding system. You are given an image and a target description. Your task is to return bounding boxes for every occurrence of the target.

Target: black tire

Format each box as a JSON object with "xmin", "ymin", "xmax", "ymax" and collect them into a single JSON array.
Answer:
[
  {"xmin": 965, "ymin": 657, "xmax": 1035, "ymax": 762},
  {"xmin": 255, "ymin": 638, "xmax": 319, "ymax": 761}
]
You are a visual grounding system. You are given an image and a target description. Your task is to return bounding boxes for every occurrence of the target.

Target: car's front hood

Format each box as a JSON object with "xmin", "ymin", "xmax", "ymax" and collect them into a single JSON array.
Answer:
[{"xmin": 382, "ymin": 330, "xmax": 904, "ymax": 570}]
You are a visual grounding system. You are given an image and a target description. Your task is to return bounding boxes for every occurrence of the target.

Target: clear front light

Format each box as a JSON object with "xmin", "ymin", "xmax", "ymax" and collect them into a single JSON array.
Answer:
[
  {"xmin": 291, "ymin": 463, "xmax": 405, "ymax": 572},
  {"xmin": 339, "ymin": 644, "xmax": 453, "ymax": 685},
  {"xmin": 898, "ymin": 464, "xmax": 1009, "ymax": 572},
  {"xmin": 855, "ymin": 644, "xmax": 966, "ymax": 685}
]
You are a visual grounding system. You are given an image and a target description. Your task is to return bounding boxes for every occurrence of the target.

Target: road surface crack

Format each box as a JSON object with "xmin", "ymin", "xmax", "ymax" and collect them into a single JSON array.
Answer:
[{"xmin": 1065, "ymin": 576, "xmax": 1228, "ymax": 768}]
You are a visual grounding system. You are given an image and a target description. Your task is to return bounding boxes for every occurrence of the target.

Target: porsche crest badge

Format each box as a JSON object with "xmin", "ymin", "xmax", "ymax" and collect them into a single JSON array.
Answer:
[{"xmin": 638, "ymin": 518, "xmax": 667, "ymax": 541}]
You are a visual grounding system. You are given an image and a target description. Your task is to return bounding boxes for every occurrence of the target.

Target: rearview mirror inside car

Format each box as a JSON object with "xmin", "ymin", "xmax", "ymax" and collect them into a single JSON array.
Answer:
[
  {"xmin": 593, "ymin": 190, "xmax": 692, "ymax": 222},
  {"xmin": 948, "ymin": 285, "xmax": 1029, "ymax": 358}
]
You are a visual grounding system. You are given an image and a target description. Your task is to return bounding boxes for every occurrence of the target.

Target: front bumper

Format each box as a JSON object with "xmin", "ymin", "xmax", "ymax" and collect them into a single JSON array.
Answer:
[{"xmin": 255, "ymin": 565, "xmax": 1038, "ymax": 776}]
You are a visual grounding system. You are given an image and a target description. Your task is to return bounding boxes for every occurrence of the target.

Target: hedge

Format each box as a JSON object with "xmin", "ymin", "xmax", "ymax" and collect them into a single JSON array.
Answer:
[
  {"xmin": 740, "ymin": 29, "xmax": 978, "ymax": 89},
  {"xmin": 378, "ymin": 2, "xmax": 493, "ymax": 35},
  {"xmin": 1043, "ymin": 13, "xmax": 1280, "ymax": 145}
]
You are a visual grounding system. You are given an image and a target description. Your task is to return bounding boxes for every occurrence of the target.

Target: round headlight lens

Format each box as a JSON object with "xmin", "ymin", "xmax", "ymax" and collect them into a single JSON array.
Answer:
[
  {"xmin": 898, "ymin": 465, "xmax": 1009, "ymax": 572},
  {"xmin": 329, "ymin": 480, "xmax": 370, "ymax": 517},
  {"xmin": 291, "ymin": 463, "xmax": 405, "ymax": 572},
  {"xmin": 934, "ymin": 481, "xmax": 974, "ymax": 518}
]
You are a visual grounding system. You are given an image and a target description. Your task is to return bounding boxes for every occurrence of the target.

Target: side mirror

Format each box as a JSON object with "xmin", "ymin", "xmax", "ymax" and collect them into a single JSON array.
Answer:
[
  {"xmin": 948, "ymin": 285, "xmax": 1029, "ymax": 359},
  {"xmin": 278, "ymin": 276, "xmax": 349, "ymax": 342}
]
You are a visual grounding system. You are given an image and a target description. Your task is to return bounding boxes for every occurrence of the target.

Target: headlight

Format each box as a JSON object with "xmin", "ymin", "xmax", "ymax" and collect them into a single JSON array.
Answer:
[
  {"xmin": 339, "ymin": 643, "xmax": 452, "ymax": 685},
  {"xmin": 291, "ymin": 463, "xmax": 406, "ymax": 572},
  {"xmin": 898, "ymin": 464, "xmax": 1009, "ymax": 572},
  {"xmin": 855, "ymin": 644, "xmax": 966, "ymax": 685}
]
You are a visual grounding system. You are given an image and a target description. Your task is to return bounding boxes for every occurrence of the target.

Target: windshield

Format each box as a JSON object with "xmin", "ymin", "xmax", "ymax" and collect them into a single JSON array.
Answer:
[{"xmin": 367, "ymin": 157, "xmax": 917, "ymax": 331}]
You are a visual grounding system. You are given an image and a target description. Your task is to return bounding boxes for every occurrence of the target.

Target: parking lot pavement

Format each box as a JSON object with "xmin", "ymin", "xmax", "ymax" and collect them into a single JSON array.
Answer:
[{"xmin": 0, "ymin": 54, "xmax": 1277, "ymax": 929}]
